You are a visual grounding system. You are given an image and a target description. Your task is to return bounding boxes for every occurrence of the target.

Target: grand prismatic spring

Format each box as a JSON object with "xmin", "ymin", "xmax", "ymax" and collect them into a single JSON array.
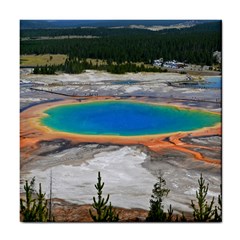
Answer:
[{"xmin": 41, "ymin": 101, "xmax": 220, "ymax": 136}]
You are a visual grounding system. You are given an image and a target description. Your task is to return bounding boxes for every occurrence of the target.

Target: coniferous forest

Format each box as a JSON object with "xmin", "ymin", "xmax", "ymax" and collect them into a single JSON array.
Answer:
[
  {"xmin": 20, "ymin": 173, "xmax": 222, "ymax": 222},
  {"xmin": 20, "ymin": 22, "xmax": 221, "ymax": 74}
]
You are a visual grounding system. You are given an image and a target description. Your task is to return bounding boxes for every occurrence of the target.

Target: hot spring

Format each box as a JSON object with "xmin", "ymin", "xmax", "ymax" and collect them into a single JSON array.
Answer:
[{"xmin": 41, "ymin": 101, "xmax": 220, "ymax": 136}]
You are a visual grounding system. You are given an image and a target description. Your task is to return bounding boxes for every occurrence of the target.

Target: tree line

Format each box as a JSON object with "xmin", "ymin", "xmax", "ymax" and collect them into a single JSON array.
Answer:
[
  {"xmin": 21, "ymin": 22, "xmax": 221, "ymax": 66},
  {"xmin": 33, "ymin": 59, "xmax": 168, "ymax": 74},
  {"xmin": 20, "ymin": 172, "xmax": 222, "ymax": 222}
]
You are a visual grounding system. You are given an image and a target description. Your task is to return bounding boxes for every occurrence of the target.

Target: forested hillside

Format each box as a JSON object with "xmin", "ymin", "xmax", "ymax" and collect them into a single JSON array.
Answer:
[{"xmin": 20, "ymin": 22, "xmax": 221, "ymax": 66}]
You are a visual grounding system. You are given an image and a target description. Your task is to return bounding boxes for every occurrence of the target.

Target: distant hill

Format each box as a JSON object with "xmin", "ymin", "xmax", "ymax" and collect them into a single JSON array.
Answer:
[
  {"xmin": 20, "ymin": 20, "xmax": 218, "ymax": 29},
  {"xmin": 20, "ymin": 20, "xmax": 221, "ymax": 67}
]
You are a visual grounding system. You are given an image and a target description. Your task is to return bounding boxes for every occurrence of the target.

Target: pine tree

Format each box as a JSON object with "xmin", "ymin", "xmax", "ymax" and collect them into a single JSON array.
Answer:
[
  {"xmin": 146, "ymin": 176, "xmax": 172, "ymax": 222},
  {"xmin": 35, "ymin": 183, "xmax": 48, "ymax": 222},
  {"xmin": 33, "ymin": 65, "xmax": 39, "ymax": 74},
  {"xmin": 20, "ymin": 177, "xmax": 50, "ymax": 222},
  {"xmin": 89, "ymin": 172, "xmax": 119, "ymax": 222},
  {"xmin": 213, "ymin": 184, "xmax": 222, "ymax": 222},
  {"xmin": 20, "ymin": 177, "xmax": 37, "ymax": 221},
  {"xmin": 190, "ymin": 174, "xmax": 215, "ymax": 222}
]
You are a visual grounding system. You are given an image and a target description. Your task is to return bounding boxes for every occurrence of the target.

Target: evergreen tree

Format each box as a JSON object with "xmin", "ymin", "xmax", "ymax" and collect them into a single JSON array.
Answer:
[
  {"xmin": 21, "ymin": 22, "xmax": 221, "ymax": 66},
  {"xmin": 146, "ymin": 176, "xmax": 172, "ymax": 222},
  {"xmin": 33, "ymin": 65, "xmax": 39, "ymax": 74},
  {"xmin": 35, "ymin": 183, "xmax": 48, "ymax": 222},
  {"xmin": 89, "ymin": 172, "xmax": 119, "ymax": 222},
  {"xmin": 213, "ymin": 184, "xmax": 222, "ymax": 222},
  {"xmin": 20, "ymin": 177, "xmax": 50, "ymax": 222},
  {"xmin": 20, "ymin": 177, "xmax": 37, "ymax": 222},
  {"xmin": 190, "ymin": 174, "xmax": 215, "ymax": 222}
]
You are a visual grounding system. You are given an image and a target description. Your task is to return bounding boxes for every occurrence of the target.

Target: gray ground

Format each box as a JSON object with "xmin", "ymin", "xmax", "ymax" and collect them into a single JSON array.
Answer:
[{"xmin": 20, "ymin": 69, "xmax": 222, "ymax": 213}]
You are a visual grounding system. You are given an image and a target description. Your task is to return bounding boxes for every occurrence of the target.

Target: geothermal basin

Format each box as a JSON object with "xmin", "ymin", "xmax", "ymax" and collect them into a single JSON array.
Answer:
[{"xmin": 21, "ymin": 99, "xmax": 221, "ymax": 213}]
